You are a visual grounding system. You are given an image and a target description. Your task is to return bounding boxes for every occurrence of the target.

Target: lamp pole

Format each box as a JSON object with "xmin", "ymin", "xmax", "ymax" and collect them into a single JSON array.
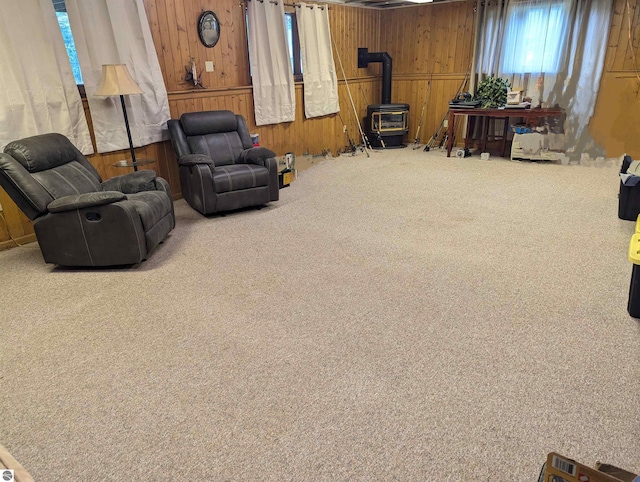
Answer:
[{"xmin": 119, "ymin": 95, "xmax": 138, "ymax": 171}]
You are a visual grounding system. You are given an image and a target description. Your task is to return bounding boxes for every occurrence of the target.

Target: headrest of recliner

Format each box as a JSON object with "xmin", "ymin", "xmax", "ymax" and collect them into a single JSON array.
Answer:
[
  {"xmin": 4, "ymin": 133, "xmax": 81, "ymax": 173},
  {"xmin": 180, "ymin": 110, "xmax": 238, "ymax": 137}
]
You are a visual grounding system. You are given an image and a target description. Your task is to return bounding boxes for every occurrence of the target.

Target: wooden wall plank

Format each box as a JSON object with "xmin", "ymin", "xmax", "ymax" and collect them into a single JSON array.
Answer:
[
  {"xmin": 627, "ymin": 0, "xmax": 640, "ymax": 71},
  {"xmin": 218, "ymin": 1, "xmax": 234, "ymax": 87},
  {"xmin": 448, "ymin": 4, "xmax": 460, "ymax": 74},
  {"xmin": 144, "ymin": 0, "xmax": 166, "ymax": 76},
  {"xmin": 606, "ymin": 0, "xmax": 623, "ymax": 72},
  {"xmin": 588, "ymin": 0, "xmax": 640, "ymax": 157},
  {"xmin": 155, "ymin": 0, "xmax": 177, "ymax": 91},
  {"xmin": 163, "ymin": 0, "xmax": 183, "ymax": 92}
]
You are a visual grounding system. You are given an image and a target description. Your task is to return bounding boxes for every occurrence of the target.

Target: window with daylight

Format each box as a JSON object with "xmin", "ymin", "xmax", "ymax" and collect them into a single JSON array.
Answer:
[
  {"xmin": 285, "ymin": 12, "xmax": 302, "ymax": 80},
  {"xmin": 52, "ymin": 0, "xmax": 83, "ymax": 85},
  {"xmin": 246, "ymin": 11, "xmax": 302, "ymax": 80},
  {"xmin": 500, "ymin": 0, "xmax": 569, "ymax": 74}
]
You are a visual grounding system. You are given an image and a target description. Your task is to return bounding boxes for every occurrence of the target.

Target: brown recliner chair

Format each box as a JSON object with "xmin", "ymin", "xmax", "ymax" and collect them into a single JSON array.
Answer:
[
  {"xmin": 0, "ymin": 133, "xmax": 175, "ymax": 267},
  {"xmin": 167, "ymin": 110, "xmax": 279, "ymax": 215}
]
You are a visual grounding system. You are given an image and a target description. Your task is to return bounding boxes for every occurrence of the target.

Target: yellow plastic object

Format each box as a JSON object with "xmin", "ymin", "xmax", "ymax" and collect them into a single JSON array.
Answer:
[{"xmin": 629, "ymin": 233, "xmax": 640, "ymax": 264}]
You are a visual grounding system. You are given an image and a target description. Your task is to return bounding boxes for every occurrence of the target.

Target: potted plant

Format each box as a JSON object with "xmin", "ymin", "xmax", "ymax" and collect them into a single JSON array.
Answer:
[{"xmin": 475, "ymin": 76, "xmax": 511, "ymax": 108}]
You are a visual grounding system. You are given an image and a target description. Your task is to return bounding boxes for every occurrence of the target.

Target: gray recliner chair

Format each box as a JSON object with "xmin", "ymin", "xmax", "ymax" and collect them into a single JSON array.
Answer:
[
  {"xmin": 0, "ymin": 133, "xmax": 175, "ymax": 267},
  {"xmin": 167, "ymin": 110, "xmax": 279, "ymax": 215}
]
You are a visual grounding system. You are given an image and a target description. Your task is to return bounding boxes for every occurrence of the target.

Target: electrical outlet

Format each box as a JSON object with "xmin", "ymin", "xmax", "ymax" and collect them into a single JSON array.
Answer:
[{"xmin": 205, "ymin": 61, "xmax": 214, "ymax": 72}]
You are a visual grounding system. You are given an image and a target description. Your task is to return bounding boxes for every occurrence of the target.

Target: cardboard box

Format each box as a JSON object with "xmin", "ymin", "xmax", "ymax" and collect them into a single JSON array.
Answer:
[{"xmin": 541, "ymin": 453, "xmax": 639, "ymax": 482}]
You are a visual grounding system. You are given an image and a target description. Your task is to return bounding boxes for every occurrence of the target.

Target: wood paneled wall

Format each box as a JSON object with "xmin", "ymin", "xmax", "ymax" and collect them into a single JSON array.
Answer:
[
  {"xmin": 590, "ymin": 0, "xmax": 640, "ymax": 157},
  {"xmin": 144, "ymin": 0, "xmax": 251, "ymax": 92},
  {"xmin": 154, "ymin": 0, "xmax": 476, "ymax": 156},
  {"xmin": 167, "ymin": 78, "xmax": 381, "ymax": 157},
  {"xmin": 0, "ymin": 191, "xmax": 35, "ymax": 250},
  {"xmin": 381, "ymin": 1, "xmax": 475, "ymax": 76},
  {"xmin": 157, "ymin": 2, "xmax": 384, "ymax": 157},
  {"xmin": 380, "ymin": 1, "xmax": 476, "ymax": 146}
]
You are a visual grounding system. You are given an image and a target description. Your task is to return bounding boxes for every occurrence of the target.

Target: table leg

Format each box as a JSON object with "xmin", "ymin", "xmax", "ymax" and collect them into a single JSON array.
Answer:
[
  {"xmin": 464, "ymin": 116, "xmax": 472, "ymax": 150},
  {"xmin": 501, "ymin": 118, "xmax": 509, "ymax": 157},
  {"xmin": 446, "ymin": 110, "xmax": 454, "ymax": 157},
  {"xmin": 482, "ymin": 118, "xmax": 489, "ymax": 153}
]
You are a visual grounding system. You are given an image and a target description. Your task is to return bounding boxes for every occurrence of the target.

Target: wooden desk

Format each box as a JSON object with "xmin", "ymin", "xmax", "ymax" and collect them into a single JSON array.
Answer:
[{"xmin": 446, "ymin": 107, "xmax": 563, "ymax": 157}]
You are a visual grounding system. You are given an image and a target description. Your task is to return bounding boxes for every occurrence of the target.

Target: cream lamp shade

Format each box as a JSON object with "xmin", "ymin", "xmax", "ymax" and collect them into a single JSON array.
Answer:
[
  {"xmin": 94, "ymin": 64, "xmax": 143, "ymax": 170},
  {"xmin": 94, "ymin": 64, "xmax": 143, "ymax": 96}
]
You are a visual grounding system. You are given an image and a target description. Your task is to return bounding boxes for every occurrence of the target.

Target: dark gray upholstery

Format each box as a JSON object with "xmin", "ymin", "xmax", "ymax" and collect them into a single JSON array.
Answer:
[
  {"xmin": 0, "ymin": 133, "xmax": 175, "ymax": 267},
  {"xmin": 100, "ymin": 170, "xmax": 157, "ymax": 194},
  {"xmin": 48, "ymin": 191, "xmax": 127, "ymax": 212},
  {"xmin": 167, "ymin": 110, "xmax": 279, "ymax": 215}
]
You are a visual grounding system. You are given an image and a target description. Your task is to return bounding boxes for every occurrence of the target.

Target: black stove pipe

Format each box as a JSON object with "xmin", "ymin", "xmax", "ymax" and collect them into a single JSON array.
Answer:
[{"xmin": 358, "ymin": 47, "xmax": 392, "ymax": 105}]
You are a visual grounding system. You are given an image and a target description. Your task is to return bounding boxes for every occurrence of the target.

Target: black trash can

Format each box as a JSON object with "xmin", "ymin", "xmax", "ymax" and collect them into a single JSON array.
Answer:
[
  {"xmin": 628, "ymin": 265, "xmax": 640, "ymax": 318},
  {"xmin": 628, "ymin": 233, "xmax": 640, "ymax": 318},
  {"xmin": 618, "ymin": 154, "xmax": 640, "ymax": 221}
]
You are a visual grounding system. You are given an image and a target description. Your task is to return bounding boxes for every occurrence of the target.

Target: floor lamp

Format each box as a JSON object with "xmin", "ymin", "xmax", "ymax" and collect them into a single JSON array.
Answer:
[{"xmin": 94, "ymin": 64, "xmax": 143, "ymax": 171}]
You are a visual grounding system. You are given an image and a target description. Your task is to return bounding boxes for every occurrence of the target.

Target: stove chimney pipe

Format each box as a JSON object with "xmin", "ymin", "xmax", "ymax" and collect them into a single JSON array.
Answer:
[{"xmin": 358, "ymin": 47, "xmax": 393, "ymax": 105}]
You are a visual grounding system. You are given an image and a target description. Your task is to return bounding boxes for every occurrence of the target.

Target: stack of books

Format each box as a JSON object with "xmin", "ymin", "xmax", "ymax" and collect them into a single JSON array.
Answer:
[{"xmin": 505, "ymin": 102, "xmax": 531, "ymax": 109}]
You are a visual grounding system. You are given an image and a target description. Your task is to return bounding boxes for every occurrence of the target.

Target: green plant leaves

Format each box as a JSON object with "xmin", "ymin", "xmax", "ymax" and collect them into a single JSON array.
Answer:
[{"xmin": 475, "ymin": 76, "xmax": 511, "ymax": 108}]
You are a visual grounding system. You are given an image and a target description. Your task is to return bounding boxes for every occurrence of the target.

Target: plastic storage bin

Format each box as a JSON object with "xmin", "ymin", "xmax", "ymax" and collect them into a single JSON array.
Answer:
[
  {"xmin": 627, "ymin": 231, "xmax": 640, "ymax": 317},
  {"xmin": 618, "ymin": 155, "xmax": 640, "ymax": 220}
]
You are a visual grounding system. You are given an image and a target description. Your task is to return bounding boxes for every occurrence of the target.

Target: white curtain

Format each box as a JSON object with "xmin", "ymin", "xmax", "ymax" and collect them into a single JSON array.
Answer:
[
  {"xmin": 297, "ymin": 3, "xmax": 339, "ymax": 119},
  {"xmin": 0, "ymin": 0, "xmax": 93, "ymax": 154},
  {"xmin": 66, "ymin": 0, "xmax": 170, "ymax": 154},
  {"xmin": 247, "ymin": 0, "xmax": 296, "ymax": 126},
  {"xmin": 473, "ymin": 0, "xmax": 613, "ymax": 161}
]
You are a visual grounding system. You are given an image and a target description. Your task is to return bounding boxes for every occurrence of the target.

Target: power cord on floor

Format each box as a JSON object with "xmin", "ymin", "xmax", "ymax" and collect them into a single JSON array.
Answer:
[{"xmin": 0, "ymin": 209, "xmax": 24, "ymax": 247}]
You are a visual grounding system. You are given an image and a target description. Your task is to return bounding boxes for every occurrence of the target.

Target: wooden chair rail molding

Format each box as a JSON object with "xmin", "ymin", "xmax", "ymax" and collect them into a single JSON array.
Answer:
[
  {"xmin": 393, "ymin": 72, "xmax": 469, "ymax": 82},
  {"xmin": 166, "ymin": 75, "xmax": 381, "ymax": 99}
]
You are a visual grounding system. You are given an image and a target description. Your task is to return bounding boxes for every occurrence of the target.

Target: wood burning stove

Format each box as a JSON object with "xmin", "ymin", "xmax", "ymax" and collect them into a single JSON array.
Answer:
[
  {"xmin": 366, "ymin": 103, "xmax": 410, "ymax": 148},
  {"xmin": 358, "ymin": 48, "xmax": 409, "ymax": 149}
]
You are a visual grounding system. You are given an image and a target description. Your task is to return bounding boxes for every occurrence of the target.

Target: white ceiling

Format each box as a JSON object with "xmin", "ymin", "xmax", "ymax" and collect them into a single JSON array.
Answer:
[{"xmin": 333, "ymin": 0, "xmax": 466, "ymax": 10}]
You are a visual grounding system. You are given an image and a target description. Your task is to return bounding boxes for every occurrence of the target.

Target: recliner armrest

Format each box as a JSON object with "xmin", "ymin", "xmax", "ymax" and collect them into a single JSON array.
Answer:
[
  {"xmin": 47, "ymin": 191, "xmax": 126, "ymax": 213},
  {"xmin": 101, "ymin": 170, "xmax": 157, "ymax": 194},
  {"xmin": 179, "ymin": 154, "xmax": 214, "ymax": 166},
  {"xmin": 239, "ymin": 147, "xmax": 276, "ymax": 167}
]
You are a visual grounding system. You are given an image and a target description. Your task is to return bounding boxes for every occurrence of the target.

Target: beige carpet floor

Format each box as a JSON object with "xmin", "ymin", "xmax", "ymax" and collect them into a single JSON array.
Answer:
[{"xmin": 1, "ymin": 148, "xmax": 638, "ymax": 481}]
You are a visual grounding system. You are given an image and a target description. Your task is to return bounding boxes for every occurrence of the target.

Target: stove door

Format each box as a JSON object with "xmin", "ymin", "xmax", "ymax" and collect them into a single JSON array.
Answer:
[{"xmin": 371, "ymin": 111, "xmax": 408, "ymax": 133}]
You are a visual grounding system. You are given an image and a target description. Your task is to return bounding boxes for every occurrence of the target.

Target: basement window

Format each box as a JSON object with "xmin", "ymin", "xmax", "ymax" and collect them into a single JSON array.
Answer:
[
  {"xmin": 285, "ymin": 12, "xmax": 303, "ymax": 81},
  {"xmin": 500, "ymin": 0, "xmax": 569, "ymax": 74},
  {"xmin": 247, "ymin": 11, "xmax": 301, "ymax": 80},
  {"xmin": 52, "ymin": 0, "xmax": 84, "ymax": 86}
]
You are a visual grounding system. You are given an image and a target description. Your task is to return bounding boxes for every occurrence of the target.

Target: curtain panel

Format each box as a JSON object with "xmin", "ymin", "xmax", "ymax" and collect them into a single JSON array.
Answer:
[
  {"xmin": 0, "ymin": 0, "xmax": 93, "ymax": 154},
  {"xmin": 473, "ymin": 0, "xmax": 613, "ymax": 161},
  {"xmin": 247, "ymin": 0, "xmax": 296, "ymax": 126},
  {"xmin": 66, "ymin": 0, "xmax": 170, "ymax": 154},
  {"xmin": 297, "ymin": 3, "xmax": 340, "ymax": 119}
]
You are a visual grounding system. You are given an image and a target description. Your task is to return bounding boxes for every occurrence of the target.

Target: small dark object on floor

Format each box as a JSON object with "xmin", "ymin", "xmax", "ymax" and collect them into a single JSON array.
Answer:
[
  {"xmin": 279, "ymin": 169, "xmax": 295, "ymax": 189},
  {"xmin": 618, "ymin": 154, "xmax": 640, "ymax": 221}
]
